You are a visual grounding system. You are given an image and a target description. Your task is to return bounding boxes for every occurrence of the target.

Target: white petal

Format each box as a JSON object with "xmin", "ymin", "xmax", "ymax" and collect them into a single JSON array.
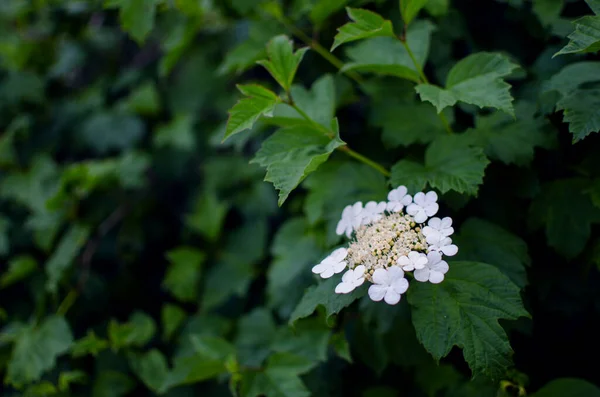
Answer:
[
  {"xmin": 401, "ymin": 194, "xmax": 413, "ymax": 206},
  {"xmin": 371, "ymin": 268, "xmax": 389, "ymax": 285},
  {"xmin": 441, "ymin": 217, "xmax": 452, "ymax": 228},
  {"xmin": 311, "ymin": 264, "xmax": 325, "ymax": 274},
  {"xmin": 413, "ymin": 192, "xmax": 426, "ymax": 205},
  {"xmin": 406, "ymin": 203, "xmax": 419, "ymax": 216},
  {"xmin": 425, "ymin": 191, "xmax": 438, "ymax": 203},
  {"xmin": 341, "ymin": 269, "xmax": 354, "ymax": 283},
  {"xmin": 414, "ymin": 268, "xmax": 430, "ymax": 282},
  {"xmin": 335, "ymin": 282, "xmax": 355, "ymax": 294},
  {"xmin": 426, "ymin": 233, "xmax": 442, "ymax": 245},
  {"xmin": 429, "ymin": 271, "xmax": 445, "ymax": 284},
  {"xmin": 353, "ymin": 276, "xmax": 365, "ymax": 288},
  {"xmin": 431, "ymin": 260, "xmax": 449, "ymax": 274},
  {"xmin": 413, "ymin": 255, "xmax": 428, "ymax": 269},
  {"xmin": 354, "ymin": 265, "xmax": 366, "ymax": 275},
  {"xmin": 387, "ymin": 188, "xmax": 398, "ymax": 201},
  {"xmin": 397, "ymin": 256, "xmax": 411, "ymax": 267},
  {"xmin": 333, "ymin": 260, "xmax": 347, "ymax": 274},
  {"xmin": 376, "ymin": 201, "xmax": 387, "ymax": 212},
  {"xmin": 391, "ymin": 277, "xmax": 409, "ymax": 294},
  {"xmin": 320, "ymin": 267, "xmax": 335, "ymax": 278},
  {"xmin": 426, "ymin": 251, "xmax": 442, "ymax": 266},
  {"xmin": 441, "ymin": 244, "xmax": 458, "ymax": 256},
  {"xmin": 397, "ymin": 186, "xmax": 408, "ymax": 197},
  {"xmin": 330, "ymin": 248, "xmax": 348, "ymax": 261},
  {"xmin": 384, "ymin": 289, "xmax": 401, "ymax": 305},
  {"xmin": 421, "ymin": 226, "xmax": 435, "ymax": 236},
  {"xmin": 414, "ymin": 211, "xmax": 427, "ymax": 223},
  {"xmin": 428, "ymin": 217, "xmax": 442, "ymax": 229},
  {"xmin": 425, "ymin": 202, "xmax": 439, "ymax": 216},
  {"xmin": 368, "ymin": 285, "xmax": 386, "ymax": 301},
  {"xmin": 336, "ymin": 220, "xmax": 346, "ymax": 236},
  {"xmin": 387, "ymin": 266, "xmax": 404, "ymax": 281}
]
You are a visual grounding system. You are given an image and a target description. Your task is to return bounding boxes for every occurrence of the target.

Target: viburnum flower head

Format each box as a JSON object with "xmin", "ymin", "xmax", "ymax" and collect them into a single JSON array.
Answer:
[{"xmin": 312, "ymin": 185, "xmax": 459, "ymax": 305}]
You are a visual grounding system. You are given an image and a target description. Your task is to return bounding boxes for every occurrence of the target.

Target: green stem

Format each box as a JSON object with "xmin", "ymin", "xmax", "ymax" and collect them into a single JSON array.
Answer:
[
  {"xmin": 57, "ymin": 290, "xmax": 78, "ymax": 316},
  {"xmin": 288, "ymin": 102, "xmax": 391, "ymax": 177}
]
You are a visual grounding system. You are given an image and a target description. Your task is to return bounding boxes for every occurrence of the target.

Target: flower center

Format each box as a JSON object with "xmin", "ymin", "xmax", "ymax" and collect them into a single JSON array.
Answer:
[{"xmin": 346, "ymin": 212, "xmax": 427, "ymax": 280}]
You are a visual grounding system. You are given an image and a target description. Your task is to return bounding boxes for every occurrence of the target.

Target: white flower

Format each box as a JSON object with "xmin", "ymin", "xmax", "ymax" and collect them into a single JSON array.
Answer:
[
  {"xmin": 426, "ymin": 234, "xmax": 458, "ymax": 256},
  {"xmin": 368, "ymin": 267, "xmax": 409, "ymax": 305},
  {"xmin": 386, "ymin": 186, "xmax": 412, "ymax": 212},
  {"xmin": 336, "ymin": 202, "xmax": 363, "ymax": 238},
  {"xmin": 361, "ymin": 201, "xmax": 387, "ymax": 225},
  {"xmin": 397, "ymin": 251, "xmax": 427, "ymax": 271},
  {"xmin": 335, "ymin": 265, "xmax": 366, "ymax": 294},
  {"xmin": 406, "ymin": 191, "xmax": 439, "ymax": 223},
  {"xmin": 422, "ymin": 217, "xmax": 454, "ymax": 239},
  {"xmin": 312, "ymin": 248, "xmax": 348, "ymax": 279},
  {"xmin": 414, "ymin": 252, "xmax": 449, "ymax": 284}
]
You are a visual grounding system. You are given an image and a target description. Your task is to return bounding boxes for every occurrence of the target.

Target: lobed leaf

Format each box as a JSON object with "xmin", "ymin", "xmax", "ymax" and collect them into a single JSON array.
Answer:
[
  {"xmin": 257, "ymin": 35, "xmax": 309, "ymax": 91},
  {"xmin": 554, "ymin": 15, "xmax": 600, "ymax": 56},
  {"xmin": 556, "ymin": 89, "xmax": 600, "ymax": 142},
  {"xmin": 401, "ymin": 0, "xmax": 429, "ymax": 25},
  {"xmin": 331, "ymin": 8, "xmax": 395, "ymax": 51},
  {"xmin": 225, "ymin": 84, "xmax": 280, "ymax": 141}
]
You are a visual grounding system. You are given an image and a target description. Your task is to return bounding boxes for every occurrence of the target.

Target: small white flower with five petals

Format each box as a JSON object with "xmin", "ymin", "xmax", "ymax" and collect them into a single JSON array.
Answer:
[
  {"xmin": 368, "ymin": 267, "xmax": 409, "ymax": 305},
  {"xmin": 336, "ymin": 202, "xmax": 364, "ymax": 238},
  {"xmin": 422, "ymin": 217, "xmax": 454, "ymax": 239},
  {"xmin": 426, "ymin": 234, "xmax": 458, "ymax": 256},
  {"xmin": 396, "ymin": 251, "xmax": 427, "ymax": 271},
  {"xmin": 361, "ymin": 201, "xmax": 387, "ymax": 225},
  {"xmin": 335, "ymin": 265, "xmax": 366, "ymax": 294},
  {"xmin": 312, "ymin": 248, "xmax": 348, "ymax": 279},
  {"xmin": 386, "ymin": 186, "xmax": 412, "ymax": 213},
  {"xmin": 406, "ymin": 191, "xmax": 439, "ymax": 223},
  {"xmin": 414, "ymin": 252, "xmax": 449, "ymax": 284}
]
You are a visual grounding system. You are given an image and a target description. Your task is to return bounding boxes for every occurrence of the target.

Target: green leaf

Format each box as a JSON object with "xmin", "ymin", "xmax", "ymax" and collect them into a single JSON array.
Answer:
[
  {"xmin": 407, "ymin": 261, "xmax": 529, "ymax": 379},
  {"xmin": 105, "ymin": 0, "xmax": 157, "ymax": 44},
  {"xmin": 235, "ymin": 308, "xmax": 277, "ymax": 367},
  {"xmin": 269, "ymin": 74, "xmax": 336, "ymax": 128},
  {"xmin": 185, "ymin": 190, "xmax": 229, "ymax": 241},
  {"xmin": 390, "ymin": 135, "xmax": 490, "ymax": 195},
  {"xmin": 425, "ymin": 0, "xmax": 449, "ymax": 16},
  {"xmin": 331, "ymin": 8, "xmax": 395, "ymax": 51},
  {"xmin": 533, "ymin": 0, "xmax": 565, "ymax": 26},
  {"xmin": 1, "ymin": 255, "xmax": 37, "ymax": 288},
  {"xmin": 108, "ymin": 311, "xmax": 156, "ymax": 350},
  {"xmin": 92, "ymin": 371, "xmax": 135, "ymax": 397},
  {"xmin": 462, "ymin": 102, "xmax": 554, "ymax": 165},
  {"xmin": 153, "ymin": 113, "xmax": 195, "ymax": 150},
  {"xmin": 453, "ymin": 218, "xmax": 530, "ymax": 288},
  {"xmin": 587, "ymin": 0, "xmax": 600, "ymax": 15},
  {"xmin": 416, "ymin": 52, "xmax": 519, "ymax": 115},
  {"xmin": 544, "ymin": 61, "xmax": 600, "ymax": 96},
  {"xmin": 289, "ymin": 277, "xmax": 367, "ymax": 326},
  {"xmin": 80, "ymin": 111, "xmax": 145, "ymax": 154},
  {"xmin": 529, "ymin": 178, "xmax": 600, "ymax": 259},
  {"xmin": 251, "ymin": 125, "xmax": 345, "ymax": 206},
  {"xmin": 554, "ymin": 16, "xmax": 600, "ymax": 56},
  {"xmin": 45, "ymin": 224, "xmax": 91, "ymax": 294},
  {"xmin": 225, "ymin": 84, "xmax": 279, "ymax": 141},
  {"xmin": 161, "ymin": 304, "xmax": 187, "ymax": 341},
  {"xmin": 58, "ymin": 370, "xmax": 87, "ymax": 391},
  {"xmin": 0, "ymin": 216, "xmax": 8, "ymax": 256},
  {"xmin": 6, "ymin": 315, "xmax": 74, "ymax": 387},
  {"xmin": 556, "ymin": 89, "xmax": 600, "ymax": 142},
  {"xmin": 119, "ymin": 82, "xmax": 160, "ymax": 115},
  {"xmin": 310, "ymin": 0, "xmax": 349, "ymax": 26},
  {"xmin": 257, "ymin": 35, "xmax": 309, "ymax": 91},
  {"xmin": 128, "ymin": 349, "xmax": 170, "ymax": 394},
  {"xmin": 532, "ymin": 378, "xmax": 600, "ymax": 397},
  {"xmin": 241, "ymin": 352, "xmax": 314, "ymax": 397},
  {"xmin": 331, "ymin": 331, "xmax": 352, "ymax": 362},
  {"xmin": 162, "ymin": 247, "xmax": 205, "ymax": 302},
  {"xmin": 401, "ymin": 0, "xmax": 429, "ymax": 25},
  {"xmin": 70, "ymin": 330, "xmax": 109, "ymax": 358},
  {"xmin": 341, "ymin": 21, "xmax": 435, "ymax": 82}
]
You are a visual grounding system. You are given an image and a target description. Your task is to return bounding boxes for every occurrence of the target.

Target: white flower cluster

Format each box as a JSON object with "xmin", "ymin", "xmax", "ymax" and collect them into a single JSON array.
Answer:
[{"xmin": 312, "ymin": 186, "xmax": 458, "ymax": 305}]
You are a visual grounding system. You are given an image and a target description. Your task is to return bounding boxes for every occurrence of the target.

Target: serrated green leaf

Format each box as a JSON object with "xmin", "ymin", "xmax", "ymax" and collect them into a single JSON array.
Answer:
[
  {"xmin": 58, "ymin": 370, "xmax": 87, "ymax": 392},
  {"xmin": 425, "ymin": 0, "xmax": 449, "ymax": 16},
  {"xmin": 331, "ymin": 8, "xmax": 395, "ymax": 51},
  {"xmin": 105, "ymin": 0, "xmax": 157, "ymax": 44},
  {"xmin": 331, "ymin": 332, "xmax": 352, "ymax": 362},
  {"xmin": 462, "ymin": 102, "xmax": 554, "ymax": 165},
  {"xmin": 416, "ymin": 52, "xmax": 519, "ymax": 115},
  {"xmin": 289, "ymin": 277, "xmax": 367, "ymax": 326},
  {"xmin": 119, "ymin": 82, "xmax": 160, "ymax": 115},
  {"xmin": 408, "ymin": 261, "xmax": 528, "ymax": 379},
  {"xmin": 225, "ymin": 84, "xmax": 279, "ymax": 141},
  {"xmin": 108, "ymin": 311, "xmax": 156, "ymax": 350},
  {"xmin": 45, "ymin": 224, "xmax": 91, "ymax": 294},
  {"xmin": 532, "ymin": 378, "xmax": 600, "ymax": 397},
  {"xmin": 453, "ymin": 218, "xmax": 531, "ymax": 288},
  {"xmin": 533, "ymin": 0, "xmax": 564, "ymax": 26},
  {"xmin": 128, "ymin": 349, "xmax": 170, "ymax": 394},
  {"xmin": 6, "ymin": 316, "xmax": 74, "ymax": 387},
  {"xmin": 556, "ymin": 89, "xmax": 600, "ymax": 142},
  {"xmin": 236, "ymin": 308, "xmax": 277, "ymax": 367},
  {"xmin": 310, "ymin": 0, "xmax": 349, "ymax": 25},
  {"xmin": 257, "ymin": 35, "xmax": 308, "ymax": 91},
  {"xmin": 251, "ymin": 125, "xmax": 345, "ymax": 205},
  {"xmin": 554, "ymin": 15, "xmax": 600, "ymax": 56},
  {"xmin": 70, "ymin": 330, "xmax": 109, "ymax": 358},
  {"xmin": 153, "ymin": 114, "xmax": 195, "ymax": 150},
  {"xmin": 185, "ymin": 190, "xmax": 229, "ymax": 241},
  {"xmin": 544, "ymin": 61, "xmax": 600, "ymax": 96},
  {"xmin": 1, "ymin": 255, "xmax": 37, "ymax": 288},
  {"xmin": 241, "ymin": 352, "xmax": 314, "ymax": 397},
  {"xmin": 401, "ymin": 0, "xmax": 429, "ymax": 25},
  {"xmin": 273, "ymin": 318, "xmax": 331, "ymax": 363},
  {"xmin": 80, "ymin": 111, "xmax": 145, "ymax": 154},
  {"xmin": 161, "ymin": 304, "xmax": 187, "ymax": 341},
  {"xmin": 162, "ymin": 247, "xmax": 205, "ymax": 302},
  {"xmin": 269, "ymin": 74, "xmax": 335, "ymax": 128},
  {"xmin": 92, "ymin": 371, "xmax": 135, "ymax": 397},
  {"xmin": 529, "ymin": 178, "xmax": 600, "ymax": 259},
  {"xmin": 390, "ymin": 135, "xmax": 490, "ymax": 195},
  {"xmin": 587, "ymin": 0, "xmax": 600, "ymax": 14},
  {"xmin": 341, "ymin": 21, "xmax": 435, "ymax": 82}
]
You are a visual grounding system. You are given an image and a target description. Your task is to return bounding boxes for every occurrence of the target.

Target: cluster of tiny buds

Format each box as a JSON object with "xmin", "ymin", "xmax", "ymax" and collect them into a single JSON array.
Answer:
[{"xmin": 312, "ymin": 186, "xmax": 458, "ymax": 305}]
